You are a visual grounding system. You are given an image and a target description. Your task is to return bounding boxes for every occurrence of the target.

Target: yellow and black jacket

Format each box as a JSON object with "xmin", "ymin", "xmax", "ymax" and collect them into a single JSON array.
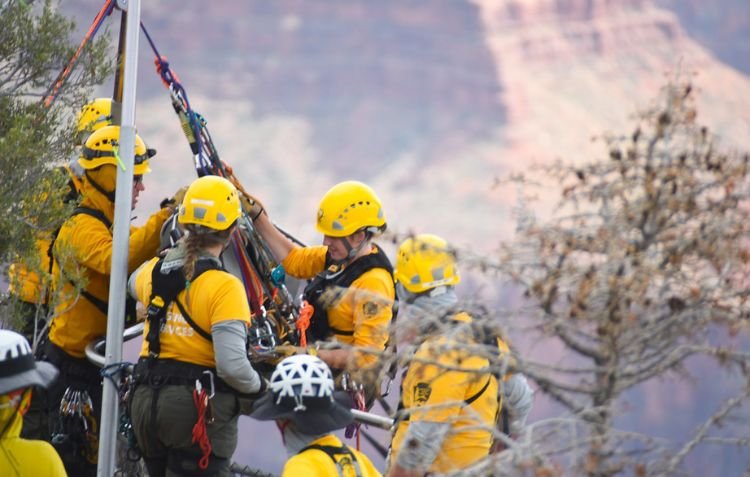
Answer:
[
  {"xmin": 50, "ymin": 167, "xmax": 169, "ymax": 357},
  {"xmin": 390, "ymin": 312, "xmax": 510, "ymax": 473}
]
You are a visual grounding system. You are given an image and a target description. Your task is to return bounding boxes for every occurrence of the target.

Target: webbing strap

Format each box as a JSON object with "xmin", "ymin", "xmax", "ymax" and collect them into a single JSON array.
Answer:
[
  {"xmin": 56, "ymin": 206, "xmax": 113, "ymax": 314},
  {"xmin": 302, "ymin": 244, "xmax": 395, "ymax": 342},
  {"xmin": 300, "ymin": 444, "xmax": 362, "ymax": 477},
  {"xmin": 464, "ymin": 376, "xmax": 491, "ymax": 406},
  {"xmin": 174, "ymin": 299, "xmax": 212, "ymax": 343},
  {"xmin": 146, "ymin": 258, "xmax": 221, "ymax": 360}
]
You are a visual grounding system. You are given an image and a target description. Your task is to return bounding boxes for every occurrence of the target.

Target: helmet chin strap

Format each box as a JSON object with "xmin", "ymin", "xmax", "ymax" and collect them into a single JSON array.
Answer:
[{"xmin": 330, "ymin": 231, "xmax": 371, "ymax": 269}]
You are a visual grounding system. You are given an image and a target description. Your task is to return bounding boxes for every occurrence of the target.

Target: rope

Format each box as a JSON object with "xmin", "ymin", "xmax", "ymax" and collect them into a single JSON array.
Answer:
[
  {"xmin": 296, "ymin": 301, "xmax": 314, "ymax": 347},
  {"xmin": 345, "ymin": 388, "xmax": 367, "ymax": 449},
  {"xmin": 100, "ymin": 361, "xmax": 132, "ymax": 394},
  {"xmin": 191, "ymin": 388, "xmax": 212, "ymax": 470},
  {"xmin": 140, "ymin": 20, "xmax": 303, "ymax": 348},
  {"xmin": 231, "ymin": 235, "xmax": 264, "ymax": 316},
  {"xmin": 43, "ymin": 0, "xmax": 116, "ymax": 107},
  {"xmin": 140, "ymin": 23, "xmax": 210, "ymax": 174}
]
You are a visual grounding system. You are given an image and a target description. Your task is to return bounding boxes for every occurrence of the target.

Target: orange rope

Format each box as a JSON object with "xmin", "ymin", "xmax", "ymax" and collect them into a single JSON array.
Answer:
[
  {"xmin": 296, "ymin": 301, "xmax": 314, "ymax": 347},
  {"xmin": 192, "ymin": 389, "xmax": 212, "ymax": 470},
  {"xmin": 44, "ymin": 0, "xmax": 115, "ymax": 107}
]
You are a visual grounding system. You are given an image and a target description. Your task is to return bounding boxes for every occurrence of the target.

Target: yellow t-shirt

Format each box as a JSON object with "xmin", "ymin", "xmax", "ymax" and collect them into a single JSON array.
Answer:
[
  {"xmin": 390, "ymin": 314, "xmax": 508, "ymax": 473},
  {"xmin": 282, "ymin": 246, "xmax": 395, "ymax": 367},
  {"xmin": 282, "ymin": 434, "xmax": 382, "ymax": 477},
  {"xmin": 132, "ymin": 257, "xmax": 252, "ymax": 367}
]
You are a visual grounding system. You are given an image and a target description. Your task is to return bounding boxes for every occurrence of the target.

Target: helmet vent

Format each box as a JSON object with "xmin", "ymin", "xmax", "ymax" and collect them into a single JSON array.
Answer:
[{"xmin": 193, "ymin": 207, "xmax": 207, "ymax": 219}]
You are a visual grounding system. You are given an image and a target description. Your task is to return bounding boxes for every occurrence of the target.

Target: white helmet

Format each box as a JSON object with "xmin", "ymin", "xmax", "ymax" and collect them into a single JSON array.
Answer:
[
  {"xmin": 270, "ymin": 354, "xmax": 335, "ymax": 410},
  {"xmin": 0, "ymin": 330, "xmax": 58, "ymax": 395},
  {"xmin": 251, "ymin": 354, "xmax": 354, "ymax": 433}
]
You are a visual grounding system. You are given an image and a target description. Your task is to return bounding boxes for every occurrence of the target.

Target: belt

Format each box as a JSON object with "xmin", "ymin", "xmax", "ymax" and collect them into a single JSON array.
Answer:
[{"xmin": 134, "ymin": 357, "xmax": 235, "ymax": 393}]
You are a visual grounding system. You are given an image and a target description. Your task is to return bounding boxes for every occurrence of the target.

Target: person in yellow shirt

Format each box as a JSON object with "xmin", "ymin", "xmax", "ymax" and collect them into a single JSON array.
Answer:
[
  {"xmin": 387, "ymin": 234, "xmax": 533, "ymax": 477},
  {"xmin": 251, "ymin": 354, "xmax": 382, "ymax": 477},
  {"xmin": 251, "ymin": 181, "xmax": 395, "ymax": 388},
  {"xmin": 0, "ymin": 329, "xmax": 66, "ymax": 477},
  {"xmin": 128, "ymin": 175, "xmax": 265, "ymax": 477},
  {"xmin": 6, "ymin": 98, "xmax": 113, "ymax": 347},
  {"xmin": 31, "ymin": 125, "xmax": 180, "ymax": 476}
]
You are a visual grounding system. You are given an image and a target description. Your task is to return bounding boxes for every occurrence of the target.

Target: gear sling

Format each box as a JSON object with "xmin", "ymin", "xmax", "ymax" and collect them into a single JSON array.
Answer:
[{"xmin": 134, "ymin": 256, "xmax": 232, "ymax": 474}]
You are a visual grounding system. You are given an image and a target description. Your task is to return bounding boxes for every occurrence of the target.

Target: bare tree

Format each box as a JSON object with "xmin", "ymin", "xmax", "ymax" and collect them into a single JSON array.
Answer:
[{"xmin": 485, "ymin": 80, "xmax": 750, "ymax": 476}]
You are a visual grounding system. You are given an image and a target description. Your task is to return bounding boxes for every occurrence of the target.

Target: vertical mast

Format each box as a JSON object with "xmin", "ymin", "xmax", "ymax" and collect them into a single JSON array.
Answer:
[{"xmin": 97, "ymin": 0, "xmax": 141, "ymax": 474}]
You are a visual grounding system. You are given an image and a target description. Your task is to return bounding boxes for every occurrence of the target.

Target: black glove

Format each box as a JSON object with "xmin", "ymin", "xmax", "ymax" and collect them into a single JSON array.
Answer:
[{"xmin": 160, "ymin": 185, "xmax": 188, "ymax": 211}]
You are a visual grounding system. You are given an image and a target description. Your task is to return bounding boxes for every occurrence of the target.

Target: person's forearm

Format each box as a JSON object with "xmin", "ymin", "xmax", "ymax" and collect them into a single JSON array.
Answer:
[
  {"xmin": 504, "ymin": 373, "xmax": 534, "ymax": 435},
  {"xmin": 317, "ymin": 348, "xmax": 351, "ymax": 370},
  {"xmin": 388, "ymin": 421, "xmax": 450, "ymax": 476},
  {"xmin": 212, "ymin": 320, "xmax": 262, "ymax": 394},
  {"xmin": 252, "ymin": 211, "xmax": 295, "ymax": 263}
]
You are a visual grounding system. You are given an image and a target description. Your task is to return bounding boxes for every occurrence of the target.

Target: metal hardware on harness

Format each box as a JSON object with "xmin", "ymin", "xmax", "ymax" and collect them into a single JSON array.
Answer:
[{"xmin": 201, "ymin": 370, "xmax": 216, "ymax": 399}]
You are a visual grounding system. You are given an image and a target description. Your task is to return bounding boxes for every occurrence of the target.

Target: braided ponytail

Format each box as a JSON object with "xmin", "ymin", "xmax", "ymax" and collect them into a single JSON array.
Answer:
[
  {"xmin": 182, "ymin": 224, "xmax": 235, "ymax": 283},
  {"xmin": 182, "ymin": 233, "xmax": 203, "ymax": 282}
]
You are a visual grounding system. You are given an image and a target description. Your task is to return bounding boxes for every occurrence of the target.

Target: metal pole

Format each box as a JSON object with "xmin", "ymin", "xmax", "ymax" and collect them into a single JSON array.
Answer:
[
  {"xmin": 351, "ymin": 409, "xmax": 394, "ymax": 430},
  {"xmin": 97, "ymin": 0, "xmax": 141, "ymax": 474}
]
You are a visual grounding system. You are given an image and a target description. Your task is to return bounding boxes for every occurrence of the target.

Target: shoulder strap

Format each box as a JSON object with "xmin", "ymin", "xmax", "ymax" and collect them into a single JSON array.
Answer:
[
  {"xmin": 303, "ymin": 244, "xmax": 396, "ymax": 342},
  {"xmin": 174, "ymin": 299, "xmax": 212, "ymax": 342},
  {"xmin": 72, "ymin": 206, "xmax": 112, "ymax": 229},
  {"xmin": 299, "ymin": 444, "xmax": 362, "ymax": 477},
  {"xmin": 146, "ymin": 258, "xmax": 222, "ymax": 360},
  {"xmin": 464, "ymin": 376, "xmax": 492, "ymax": 406},
  {"xmin": 49, "ymin": 207, "xmax": 112, "ymax": 312}
]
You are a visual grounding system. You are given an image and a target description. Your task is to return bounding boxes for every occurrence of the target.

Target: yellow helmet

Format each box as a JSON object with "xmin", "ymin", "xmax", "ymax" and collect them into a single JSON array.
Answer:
[
  {"xmin": 394, "ymin": 234, "xmax": 460, "ymax": 294},
  {"xmin": 316, "ymin": 181, "xmax": 386, "ymax": 237},
  {"xmin": 178, "ymin": 176, "xmax": 241, "ymax": 231},
  {"xmin": 78, "ymin": 125, "xmax": 153, "ymax": 175},
  {"xmin": 76, "ymin": 98, "xmax": 113, "ymax": 143}
]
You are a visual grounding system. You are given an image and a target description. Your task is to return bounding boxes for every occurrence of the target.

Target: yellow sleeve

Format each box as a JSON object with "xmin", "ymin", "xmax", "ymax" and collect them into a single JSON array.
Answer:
[
  {"xmin": 61, "ymin": 208, "xmax": 169, "ymax": 277},
  {"xmin": 407, "ymin": 341, "xmax": 489, "ymax": 423},
  {"xmin": 281, "ymin": 245, "xmax": 328, "ymax": 279},
  {"xmin": 62, "ymin": 213, "xmax": 117, "ymax": 276},
  {"xmin": 350, "ymin": 268, "xmax": 394, "ymax": 366},
  {"xmin": 132, "ymin": 257, "xmax": 159, "ymax": 305},
  {"xmin": 127, "ymin": 208, "xmax": 171, "ymax": 272}
]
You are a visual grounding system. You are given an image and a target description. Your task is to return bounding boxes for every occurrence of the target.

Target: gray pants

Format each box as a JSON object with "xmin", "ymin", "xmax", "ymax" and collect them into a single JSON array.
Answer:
[{"xmin": 130, "ymin": 384, "xmax": 240, "ymax": 477}]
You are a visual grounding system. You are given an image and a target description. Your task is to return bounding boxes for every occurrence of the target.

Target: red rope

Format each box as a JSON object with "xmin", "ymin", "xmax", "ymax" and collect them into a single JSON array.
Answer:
[
  {"xmin": 192, "ymin": 389, "xmax": 212, "ymax": 470},
  {"xmin": 296, "ymin": 301, "xmax": 314, "ymax": 347},
  {"xmin": 43, "ymin": 0, "xmax": 115, "ymax": 107}
]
